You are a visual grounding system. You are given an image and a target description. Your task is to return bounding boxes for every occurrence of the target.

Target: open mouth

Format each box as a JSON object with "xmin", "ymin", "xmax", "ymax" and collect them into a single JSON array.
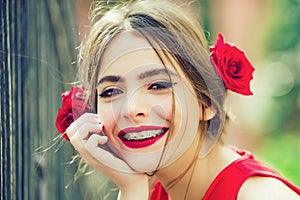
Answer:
[{"xmin": 118, "ymin": 126, "xmax": 168, "ymax": 148}]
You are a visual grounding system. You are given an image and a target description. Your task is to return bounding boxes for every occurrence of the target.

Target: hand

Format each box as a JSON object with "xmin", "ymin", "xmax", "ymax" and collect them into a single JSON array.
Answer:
[{"xmin": 65, "ymin": 113, "xmax": 149, "ymax": 200}]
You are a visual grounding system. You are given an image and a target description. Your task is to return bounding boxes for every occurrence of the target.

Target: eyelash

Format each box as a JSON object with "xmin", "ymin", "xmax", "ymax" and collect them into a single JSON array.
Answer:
[
  {"xmin": 148, "ymin": 81, "xmax": 176, "ymax": 90},
  {"xmin": 99, "ymin": 81, "xmax": 176, "ymax": 98},
  {"xmin": 99, "ymin": 87, "xmax": 123, "ymax": 98}
]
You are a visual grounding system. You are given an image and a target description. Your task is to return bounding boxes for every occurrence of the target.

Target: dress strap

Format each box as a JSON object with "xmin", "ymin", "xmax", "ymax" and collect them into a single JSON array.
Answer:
[
  {"xmin": 203, "ymin": 147, "xmax": 300, "ymax": 200},
  {"xmin": 150, "ymin": 181, "xmax": 170, "ymax": 200}
]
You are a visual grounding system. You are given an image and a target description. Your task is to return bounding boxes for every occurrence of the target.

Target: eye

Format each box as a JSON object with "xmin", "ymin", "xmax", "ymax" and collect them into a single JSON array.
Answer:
[
  {"xmin": 99, "ymin": 87, "xmax": 123, "ymax": 98},
  {"xmin": 148, "ymin": 81, "xmax": 176, "ymax": 90}
]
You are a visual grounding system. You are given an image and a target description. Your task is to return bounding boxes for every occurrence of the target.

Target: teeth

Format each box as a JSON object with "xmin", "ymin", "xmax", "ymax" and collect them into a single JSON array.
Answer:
[{"xmin": 123, "ymin": 129, "xmax": 165, "ymax": 141}]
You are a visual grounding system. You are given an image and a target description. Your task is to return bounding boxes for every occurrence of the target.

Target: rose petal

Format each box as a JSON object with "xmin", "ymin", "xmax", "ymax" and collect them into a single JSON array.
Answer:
[
  {"xmin": 210, "ymin": 33, "xmax": 255, "ymax": 96},
  {"xmin": 55, "ymin": 86, "xmax": 91, "ymax": 141}
]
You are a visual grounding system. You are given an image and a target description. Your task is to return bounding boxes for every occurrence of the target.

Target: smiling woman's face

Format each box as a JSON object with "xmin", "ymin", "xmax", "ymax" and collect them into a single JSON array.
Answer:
[{"xmin": 96, "ymin": 31, "xmax": 201, "ymax": 172}]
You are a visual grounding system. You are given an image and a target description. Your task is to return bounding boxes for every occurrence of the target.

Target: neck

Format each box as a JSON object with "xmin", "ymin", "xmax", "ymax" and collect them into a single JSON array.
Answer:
[{"xmin": 155, "ymin": 137, "xmax": 240, "ymax": 200}]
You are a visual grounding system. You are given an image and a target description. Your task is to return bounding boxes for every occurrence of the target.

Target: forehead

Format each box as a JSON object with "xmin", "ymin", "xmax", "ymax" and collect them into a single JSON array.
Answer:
[
  {"xmin": 97, "ymin": 31, "xmax": 193, "ymax": 88},
  {"xmin": 99, "ymin": 31, "xmax": 162, "ymax": 74}
]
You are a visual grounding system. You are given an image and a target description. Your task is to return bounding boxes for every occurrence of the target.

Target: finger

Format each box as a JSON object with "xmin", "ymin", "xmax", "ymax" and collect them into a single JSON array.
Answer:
[
  {"xmin": 70, "ymin": 132, "xmax": 134, "ymax": 173},
  {"xmin": 75, "ymin": 113, "xmax": 100, "ymax": 126},
  {"xmin": 66, "ymin": 113, "xmax": 100, "ymax": 139},
  {"xmin": 65, "ymin": 121, "xmax": 78, "ymax": 139},
  {"xmin": 71, "ymin": 133, "xmax": 135, "ymax": 173},
  {"xmin": 84, "ymin": 134, "xmax": 108, "ymax": 149},
  {"xmin": 76, "ymin": 123, "xmax": 103, "ymax": 140},
  {"xmin": 69, "ymin": 131, "xmax": 88, "ymax": 155},
  {"xmin": 69, "ymin": 123, "xmax": 103, "ymax": 151},
  {"xmin": 87, "ymin": 144, "xmax": 135, "ymax": 173}
]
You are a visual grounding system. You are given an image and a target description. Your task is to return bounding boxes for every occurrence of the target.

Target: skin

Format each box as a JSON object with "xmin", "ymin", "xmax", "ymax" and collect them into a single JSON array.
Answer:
[
  {"xmin": 66, "ymin": 32, "xmax": 299, "ymax": 200},
  {"xmin": 97, "ymin": 31, "xmax": 201, "ymax": 155}
]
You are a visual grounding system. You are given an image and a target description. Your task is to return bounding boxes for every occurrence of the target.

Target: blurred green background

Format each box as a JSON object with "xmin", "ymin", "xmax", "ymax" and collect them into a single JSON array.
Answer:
[
  {"xmin": 254, "ymin": 0, "xmax": 300, "ymax": 186},
  {"xmin": 1, "ymin": 0, "xmax": 299, "ymax": 199},
  {"xmin": 197, "ymin": 0, "xmax": 300, "ymax": 186}
]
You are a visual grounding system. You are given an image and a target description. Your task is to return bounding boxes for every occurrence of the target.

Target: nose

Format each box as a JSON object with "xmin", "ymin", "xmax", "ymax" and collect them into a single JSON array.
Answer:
[{"xmin": 121, "ymin": 90, "xmax": 149, "ymax": 123}]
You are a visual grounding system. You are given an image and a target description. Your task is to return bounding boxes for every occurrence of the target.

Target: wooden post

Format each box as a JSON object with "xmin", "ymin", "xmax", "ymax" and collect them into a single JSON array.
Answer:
[{"xmin": 0, "ymin": 0, "xmax": 84, "ymax": 199}]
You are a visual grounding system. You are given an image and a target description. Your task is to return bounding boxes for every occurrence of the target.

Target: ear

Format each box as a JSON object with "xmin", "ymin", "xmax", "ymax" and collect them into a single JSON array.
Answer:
[{"xmin": 200, "ymin": 104, "xmax": 217, "ymax": 121}]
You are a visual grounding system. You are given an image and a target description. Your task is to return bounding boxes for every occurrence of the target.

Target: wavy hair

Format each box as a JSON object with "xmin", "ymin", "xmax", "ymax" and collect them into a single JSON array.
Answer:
[{"xmin": 78, "ymin": 0, "xmax": 226, "ymax": 140}]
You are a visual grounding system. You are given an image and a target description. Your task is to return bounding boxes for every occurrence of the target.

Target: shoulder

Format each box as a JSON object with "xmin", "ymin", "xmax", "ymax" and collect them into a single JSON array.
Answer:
[{"xmin": 237, "ymin": 176, "xmax": 300, "ymax": 200}]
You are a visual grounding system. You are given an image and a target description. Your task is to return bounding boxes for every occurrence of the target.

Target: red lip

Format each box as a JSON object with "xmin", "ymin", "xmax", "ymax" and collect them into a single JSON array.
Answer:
[{"xmin": 118, "ymin": 126, "xmax": 168, "ymax": 148}]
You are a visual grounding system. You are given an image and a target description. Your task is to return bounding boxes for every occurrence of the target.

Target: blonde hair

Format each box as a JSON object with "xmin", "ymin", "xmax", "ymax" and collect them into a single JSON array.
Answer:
[
  {"xmin": 78, "ymin": 0, "xmax": 226, "ymax": 140},
  {"xmin": 77, "ymin": 0, "xmax": 227, "ymax": 197}
]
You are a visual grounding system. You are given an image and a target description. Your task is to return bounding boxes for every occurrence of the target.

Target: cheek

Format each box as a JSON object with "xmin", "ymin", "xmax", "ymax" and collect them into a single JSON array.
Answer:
[
  {"xmin": 172, "ymin": 89, "xmax": 187, "ymax": 120},
  {"xmin": 172, "ymin": 83, "xmax": 200, "ymax": 132},
  {"xmin": 97, "ymin": 101, "xmax": 121, "ymax": 137},
  {"xmin": 148, "ymin": 94, "xmax": 173, "ymax": 121}
]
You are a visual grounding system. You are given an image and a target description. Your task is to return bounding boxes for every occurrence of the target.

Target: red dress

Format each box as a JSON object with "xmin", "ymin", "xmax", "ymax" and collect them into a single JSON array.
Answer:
[{"xmin": 151, "ymin": 147, "xmax": 300, "ymax": 200}]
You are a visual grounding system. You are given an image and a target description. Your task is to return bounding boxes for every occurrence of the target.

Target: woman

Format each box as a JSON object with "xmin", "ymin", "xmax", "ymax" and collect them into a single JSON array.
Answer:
[{"xmin": 57, "ymin": 0, "xmax": 300, "ymax": 199}]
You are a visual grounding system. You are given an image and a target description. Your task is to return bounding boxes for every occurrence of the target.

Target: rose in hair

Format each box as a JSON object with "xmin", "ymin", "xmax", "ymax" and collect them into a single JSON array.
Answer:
[
  {"xmin": 55, "ymin": 86, "xmax": 90, "ymax": 141},
  {"xmin": 210, "ymin": 34, "xmax": 255, "ymax": 95}
]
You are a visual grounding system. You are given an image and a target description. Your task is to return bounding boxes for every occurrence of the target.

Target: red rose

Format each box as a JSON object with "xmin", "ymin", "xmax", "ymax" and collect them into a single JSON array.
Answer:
[
  {"xmin": 55, "ymin": 86, "xmax": 91, "ymax": 141},
  {"xmin": 210, "ymin": 34, "xmax": 255, "ymax": 95}
]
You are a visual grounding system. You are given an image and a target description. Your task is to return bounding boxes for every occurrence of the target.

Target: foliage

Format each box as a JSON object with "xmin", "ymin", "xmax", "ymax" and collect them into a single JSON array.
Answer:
[
  {"xmin": 263, "ymin": 0, "xmax": 300, "ymax": 52},
  {"xmin": 256, "ymin": 132, "xmax": 300, "ymax": 187},
  {"xmin": 261, "ymin": 0, "xmax": 300, "ymax": 134}
]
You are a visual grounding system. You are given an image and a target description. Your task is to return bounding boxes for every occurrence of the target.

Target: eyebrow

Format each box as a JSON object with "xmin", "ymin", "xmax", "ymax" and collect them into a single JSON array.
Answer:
[
  {"xmin": 97, "ymin": 75, "xmax": 124, "ymax": 85},
  {"xmin": 97, "ymin": 68, "xmax": 177, "ymax": 86},
  {"xmin": 138, "ymin": 68, "xmax": 177, "ymax": 79}
]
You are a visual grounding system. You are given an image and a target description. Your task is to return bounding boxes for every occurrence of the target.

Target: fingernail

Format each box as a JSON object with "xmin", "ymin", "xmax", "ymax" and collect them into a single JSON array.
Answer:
[{"xmin": 99, "ymin": 136, "xmax": 108, "ymax": 144}]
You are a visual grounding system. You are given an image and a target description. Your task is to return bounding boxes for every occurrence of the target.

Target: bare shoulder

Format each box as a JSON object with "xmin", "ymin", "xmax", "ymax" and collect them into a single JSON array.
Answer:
[{"xmin": 237, "ymin": 176, "xmax": 300, "ymax": 200}]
